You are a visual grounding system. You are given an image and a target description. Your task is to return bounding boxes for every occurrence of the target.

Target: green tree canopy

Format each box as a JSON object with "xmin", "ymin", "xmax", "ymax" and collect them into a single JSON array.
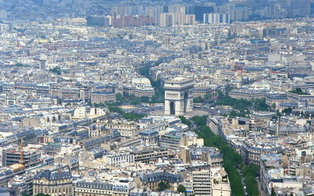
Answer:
[
  {"xmin": 271, "ymin": 187, "xmax": 276, "ymax": 196},
  {"xmin": 177, "ymin": 184, "xmax": 186, "ymax": 194},
  {"xmin": 289, "ymin": 88, "xmax": 309, "ymax": 95},
  {"xmin": 191, "ymin": 115, "xmax": 260, "ymax": 196},
  {"xmin": 49, "ymin": 66, "xmax": 61, "ymax": 75},
  {"xmin": 158, "ymin": 181, "xmax": 170, "ymax": 191},
  {"xmin": 179, "ymin": 116, "xmax": 192, "ymax": 128},
  {"xmin": 138, "ymin": 67, "xmax": 164, "ymax": 103},
  {"xmin": 282, "ymin": 107, "xmax": 292, "ymax": 115}
]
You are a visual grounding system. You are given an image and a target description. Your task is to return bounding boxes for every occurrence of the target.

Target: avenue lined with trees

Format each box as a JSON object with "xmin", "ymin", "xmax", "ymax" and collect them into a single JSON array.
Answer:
[{"xmin": 180, "ymin": 115, "xmax": 260, "ymax": 196}]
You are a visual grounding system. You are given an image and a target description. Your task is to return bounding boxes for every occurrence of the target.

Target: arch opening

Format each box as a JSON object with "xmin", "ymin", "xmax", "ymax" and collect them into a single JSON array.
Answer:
[
  {"xmin": 170, "ymin": 101, "xmax": 175, "ymax": 115},
  {"xmin": 184, "ymin": 92, "xmax": 188, "ymax": 113}
]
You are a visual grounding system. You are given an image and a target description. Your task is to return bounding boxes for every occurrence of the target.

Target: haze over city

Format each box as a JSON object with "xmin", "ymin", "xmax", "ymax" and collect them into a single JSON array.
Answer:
[{"xmin": 0, "ymin": 0, "xmax": 313, "ymax": 196}]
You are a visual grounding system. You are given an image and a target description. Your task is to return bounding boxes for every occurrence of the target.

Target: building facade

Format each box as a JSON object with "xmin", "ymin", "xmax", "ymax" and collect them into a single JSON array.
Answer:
[
  {"xmin": 192, "ymin": 169, "xmax": 211, "ymax": 195},
  {"xmin": 33, "ymin": 167, "xmax": 73, "ymax": 196},
  {"xmin": 2, "ymin": 149, "xmax": 41, "ymax": 167}
]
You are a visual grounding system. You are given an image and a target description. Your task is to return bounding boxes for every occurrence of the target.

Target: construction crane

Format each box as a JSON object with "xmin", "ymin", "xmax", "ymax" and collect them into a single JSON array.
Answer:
[
  {"xmin": 19, "ymin": 139, "xmax": 24, "ymax": 165},
  {"xmin": 10, "ymin": 139, "xmax": 25, "ymax": 173}
]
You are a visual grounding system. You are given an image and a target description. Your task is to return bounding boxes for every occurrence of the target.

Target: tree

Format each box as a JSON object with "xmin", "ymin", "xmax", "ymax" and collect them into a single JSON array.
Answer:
[
  {"xmin": 282, "ymin": 107, "xmax": 292, "ymax": 115},
  {"xmin": 177, "ymin": 184, "xmax": 186, "ymax": 194},
  {"xmin": 289, "ymin": 88, "xmax": 309, "ymax": 95},
  {"xmin": 191, "ymin": 115, "xmax": 259, "ymax": 196},
  {"xmin": 252, "ymin": 98, "xmax": 269, "ymax": 111},
  {"xmin": 138, "ymin": 66, "xmax": 164, "ymax": 103},
  {"xmin": 49, "ymin": 66, "xmax": 61, "ymax": 75},
  {"xmin": 122, "ymin": 112, "xmax": 144, "ymax": 121},
  {"xmin": 151, "ymin": 94, "xmax": 158, "ymax": 103},
  {"xmin": 193, "ymin": 96, "xmax": 203, "ymax": 103},
  {"xmin": 140, "ymin": 96, "xmax": 150, "ymax": 103},
  {"xmin": 271, "ymin": 187, "xmax": 276, "ymax": 196},
  {"xmin": 36, "ymin": 194, "xmax": 50, "ymax": 196},
  {"xmin": 15, "ymin": 63, "xmax": 28, "ymax": 67},
  {"xmin": 115, "ymin": 93, "xmax": 124, "ymax": 104},
  {"xmin": 158, "ymin": 181, "xmax": 170, "ymax": 191},
  {"xmin": 129, "ymin": 96, "xmax": 141, "ymax": 105},
  {"xmin": 179, "ymin": 116, "xmax": 191, "ymax": 128}
]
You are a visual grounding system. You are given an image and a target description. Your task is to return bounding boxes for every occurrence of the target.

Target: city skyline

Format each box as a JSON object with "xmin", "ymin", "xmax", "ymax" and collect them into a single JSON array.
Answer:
[{"xmin": 0, "ymin": 0, "xmax": 313, "ymax": 196}]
